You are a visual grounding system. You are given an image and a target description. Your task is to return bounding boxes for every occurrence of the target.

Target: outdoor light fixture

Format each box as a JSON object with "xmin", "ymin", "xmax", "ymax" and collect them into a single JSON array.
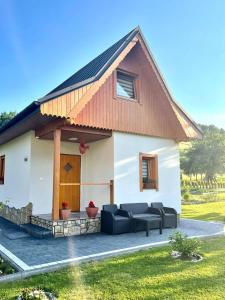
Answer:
[{"xmin": 68, "ymin": 137, "xmax": 78, "ymax": 141}]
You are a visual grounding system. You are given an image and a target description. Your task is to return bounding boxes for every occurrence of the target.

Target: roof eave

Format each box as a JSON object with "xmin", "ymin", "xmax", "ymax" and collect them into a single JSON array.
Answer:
[{"xmin": 0, "ymin": 101, "xmax": 40, "ymax": 135}]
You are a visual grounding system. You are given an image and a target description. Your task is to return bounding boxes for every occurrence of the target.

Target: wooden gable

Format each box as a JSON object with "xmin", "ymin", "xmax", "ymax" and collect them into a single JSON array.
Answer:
[
  {"xmin": 71, "ymin": 41, "xmax": 187, "ymax": 141},
  {"xmin": 40, "ymin": 31, "xmax": 201, "ymax": 141}
]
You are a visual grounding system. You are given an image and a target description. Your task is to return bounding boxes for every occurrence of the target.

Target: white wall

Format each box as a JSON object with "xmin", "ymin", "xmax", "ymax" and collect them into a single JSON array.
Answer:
[
  {"xmin": 0, "ymin": 130, "xmax": 180, "ymax": 215},
  {"xmin": 30, "ymin": 133, "xmax": 114, "ymax": 214},
  {"xmin": 81, "ymin": 138, "xmax": 114, "ymax": 210},
  {"xmin": 113, "ymin": 132, "xmax": 181, "ymax": 213},
  {"xmin": 0, "ymin": 132, "xmax": 32, "ymax": 209}
]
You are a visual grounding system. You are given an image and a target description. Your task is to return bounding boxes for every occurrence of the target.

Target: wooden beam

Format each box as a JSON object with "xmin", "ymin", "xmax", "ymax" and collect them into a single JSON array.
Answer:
[
  {"xmin": 61, "ymin": 125, "xmax": 112, "ymax": 137},
  {"xmin": 35, "ymin": 118, "xmax": 69, "ymax": 138},
  {"xmin": 52, "ymin": 128, "xmax": 61, "ymax": 220},
  {"xmin": 110, "ymin": 179, "xmax": 114, "ymax": 204}
]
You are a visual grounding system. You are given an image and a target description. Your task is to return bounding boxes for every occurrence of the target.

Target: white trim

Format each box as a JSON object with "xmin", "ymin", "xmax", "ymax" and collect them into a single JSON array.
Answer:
[{"xmin": 0, "ymin": 244, "xmax": 30, "ymax": 271}]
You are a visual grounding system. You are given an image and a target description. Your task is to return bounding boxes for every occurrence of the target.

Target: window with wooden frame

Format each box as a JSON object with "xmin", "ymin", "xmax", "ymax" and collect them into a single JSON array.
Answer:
[
  {"xmin": 115, "ymin": 69, "xmax": 137, "ymax": 101},
  {"xmin": 0, "ymin": 155, "xmax": 5, "ymax": 185},
  {"xmin": 139, "ymin": 153, "xmax": 158, "ymax": 191}
]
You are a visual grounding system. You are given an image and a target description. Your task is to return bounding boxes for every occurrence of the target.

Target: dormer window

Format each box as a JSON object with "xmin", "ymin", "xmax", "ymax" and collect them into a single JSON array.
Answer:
[{"xmin": 116, "ymin": 70, "xmax": 136, "ymax": 100}]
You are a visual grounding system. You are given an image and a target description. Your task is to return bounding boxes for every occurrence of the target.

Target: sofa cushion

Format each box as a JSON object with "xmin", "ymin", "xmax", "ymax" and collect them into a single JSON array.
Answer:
[
  {"xmin": 132, "ymin": 213, "xmax": 160, "ymax": 219},
  {"xmin": 164, "ymin": 213, "xmax": 176, "ymax": 217},
  {"xmin": 120, "ymin": 203, "xmax": 149, "ymax": 214},
  {"xmin": 114, "ymin": 215, "xmax": 129, "ymax": 221}
]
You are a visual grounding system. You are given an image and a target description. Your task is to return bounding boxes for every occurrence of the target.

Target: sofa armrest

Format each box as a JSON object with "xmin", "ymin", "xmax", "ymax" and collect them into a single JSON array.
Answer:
[
  {"xmin": 117, "ymin": 209, "xmax": 131, "ymax": 218},
  {"xmin": 163, "ymin": 207, "xmax": 177, "ymax": 214},
  {"xmin": 148, "ymin": 207, "xmax": 162, "ymax": 216}
]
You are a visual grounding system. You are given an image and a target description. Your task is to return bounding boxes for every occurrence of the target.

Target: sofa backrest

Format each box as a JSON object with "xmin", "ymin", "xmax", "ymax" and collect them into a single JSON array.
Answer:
[
  {"xmin": 151, "ymin": 202, "xmax": 163, "ymax": 209},
  {"xmin": 102, "ymin": 204, "xmax": 118, "ymax": 214},
  {"xmin": 120, "ymin": 203, "xmax": 148, "ymax": 214}
]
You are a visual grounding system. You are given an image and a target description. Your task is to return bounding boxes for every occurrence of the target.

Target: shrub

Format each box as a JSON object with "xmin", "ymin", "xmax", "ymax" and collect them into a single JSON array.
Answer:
[
  {"xmin": 169, "ymin": 231, "xmax": 200, "ymax": 259},
  {"xmin": 0, "ymin": 256, "xmax": 15, "ymax": 276},
  {"xmin": 18, "ymin": 288, "xmax": 57, "ymax": 300},
  {"xmin": 183, "ymin": 192, "xmax": 190, "ymax": 201}
]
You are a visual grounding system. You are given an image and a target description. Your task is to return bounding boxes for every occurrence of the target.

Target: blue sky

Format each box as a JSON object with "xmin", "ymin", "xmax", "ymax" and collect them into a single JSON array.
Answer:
[{"xmin": 0, "ymin": 0, "xmax": 225, "ymax": 128}]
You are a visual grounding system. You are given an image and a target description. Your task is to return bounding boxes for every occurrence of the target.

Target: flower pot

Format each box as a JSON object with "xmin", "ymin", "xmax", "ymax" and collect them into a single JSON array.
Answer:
[
  {"xmin": 86, "ymin": 207, "xmax": 98, "ymax": 218},
  {"xmin": 59, "ymin": 209, "xmax": 71, "ymax": 220}
]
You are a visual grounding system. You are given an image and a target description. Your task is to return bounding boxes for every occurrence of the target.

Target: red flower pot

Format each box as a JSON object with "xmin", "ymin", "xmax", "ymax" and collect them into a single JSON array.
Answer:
[
  {"xmin": 59, "ymin": 209, "xmax": 71, "ymax": 220},
  {"xmin": 86, "ymin": 207, "xmax": 98, "ymax": 218}
]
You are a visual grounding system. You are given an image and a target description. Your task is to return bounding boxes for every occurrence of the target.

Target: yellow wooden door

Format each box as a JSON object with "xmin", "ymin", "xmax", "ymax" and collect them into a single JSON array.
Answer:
[{"xmin": 59, "ymin": 154, "xmax": 81, "ymax": 211}]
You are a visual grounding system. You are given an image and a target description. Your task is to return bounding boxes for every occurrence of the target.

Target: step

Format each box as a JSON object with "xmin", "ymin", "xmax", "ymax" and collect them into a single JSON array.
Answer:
[{"xmin": 20, "ymin": 223, "xmax": 53, "ymax": 238}]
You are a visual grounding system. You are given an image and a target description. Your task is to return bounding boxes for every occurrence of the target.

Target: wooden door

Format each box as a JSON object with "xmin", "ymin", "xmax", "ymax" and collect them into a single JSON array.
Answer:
[{"xmin": 59, "ymin": 154, "xmax": 81, "ymax": 211}]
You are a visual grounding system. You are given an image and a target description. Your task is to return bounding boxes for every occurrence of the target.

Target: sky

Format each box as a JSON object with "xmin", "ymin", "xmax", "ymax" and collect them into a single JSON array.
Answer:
[{"xmin": 0, "ymin": 0, "xmax": 225, "ymax": 128}]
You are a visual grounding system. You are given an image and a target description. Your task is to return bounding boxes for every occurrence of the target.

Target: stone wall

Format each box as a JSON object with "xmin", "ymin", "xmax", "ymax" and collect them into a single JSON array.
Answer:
[
  {"xmin": 0, "ymin": 202, "xmax": 33, "ymax": 225},
  {"xmin": 31, "ymin": 215, "xmax": 101, "ymax": 237}
]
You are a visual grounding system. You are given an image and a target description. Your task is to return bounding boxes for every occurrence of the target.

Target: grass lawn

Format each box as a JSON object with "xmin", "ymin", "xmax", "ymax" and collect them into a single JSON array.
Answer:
[
  {"xmin": 186, "ymin": 191, "xmax": 225, "ymax": 202},
  {"xmin": 182, "ymin": 201, "xmax": 225, "ymax": 223},
  {"xmin": 1, "ymin": 237, "xmax": 225, "ymax": 299}
]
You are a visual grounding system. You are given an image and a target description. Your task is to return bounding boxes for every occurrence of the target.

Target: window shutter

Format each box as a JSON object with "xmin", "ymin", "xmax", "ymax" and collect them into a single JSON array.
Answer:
[
  {"xmin": 117, "ymin": 71, "xmax": 135, "ymax": 99},
  {"xmin": 142, "ymin": 159, "xmax": 148, "ymax": 179}
]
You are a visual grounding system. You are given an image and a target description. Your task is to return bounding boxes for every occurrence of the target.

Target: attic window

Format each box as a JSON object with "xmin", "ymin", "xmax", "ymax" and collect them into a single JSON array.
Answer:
[
  {"xmin": 0, "ymin": 155, "xmax": 5, "ymax": 185},
  {"xmin": 116, "ymin": 70, "xmax": 136, "ymax": 100},
  {"xmin": 139, "ymin": 153, "xmax": 158, "ymax": 191}
]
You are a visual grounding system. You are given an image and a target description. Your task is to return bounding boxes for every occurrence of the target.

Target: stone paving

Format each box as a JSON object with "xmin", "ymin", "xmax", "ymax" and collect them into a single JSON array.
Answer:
[{"xmin": 0, "ymin": 217, "xmax": 224, "ymax": 269}]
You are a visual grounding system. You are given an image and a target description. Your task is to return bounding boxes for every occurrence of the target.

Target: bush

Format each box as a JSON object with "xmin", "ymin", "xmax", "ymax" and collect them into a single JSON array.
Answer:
[
  {"xmin": 183, "ymin": 192, "xmax": 190, "ymax": 201},
  {"xmin": 169, "ymin": 231, "xmax": 200, "ymax": 259},
  {"xmin": 17, "ymin": 288, "xmax": 57, "ymax": 300},
  {"xmin": 0, "ymin": 256, "xmax": 15, "ymax": 276}
]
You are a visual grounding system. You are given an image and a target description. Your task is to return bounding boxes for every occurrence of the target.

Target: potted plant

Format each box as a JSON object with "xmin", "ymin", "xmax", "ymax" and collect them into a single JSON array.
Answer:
[
  {"xmin": 86, "ymin": 201, "xmax": 98, "ymax": 218},
  {"xmin": 59, "ymin": 201, "xmax": 71, "ymax": 220}
]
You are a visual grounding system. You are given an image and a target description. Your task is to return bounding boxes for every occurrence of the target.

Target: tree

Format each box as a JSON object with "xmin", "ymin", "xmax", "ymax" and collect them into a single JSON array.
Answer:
[
  {"xmin": 0, "ymin": 112, "xmax": 16, "ymax": 129},
  {"xmin": 180, "ymin": 124, "xmax": 225, "ymax": 181}
]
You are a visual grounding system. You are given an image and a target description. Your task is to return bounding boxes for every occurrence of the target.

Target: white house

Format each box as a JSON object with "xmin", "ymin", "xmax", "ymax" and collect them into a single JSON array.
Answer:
[{"xmin": 0, "ymin": 27, "xmax": 202, "ymax": 231}]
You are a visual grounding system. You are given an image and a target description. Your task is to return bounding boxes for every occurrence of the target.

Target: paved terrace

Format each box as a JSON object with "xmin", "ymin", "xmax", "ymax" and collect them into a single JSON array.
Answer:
[{"xmin": 0, "ymin": 217, "xmax": 224, "ymax": 275}]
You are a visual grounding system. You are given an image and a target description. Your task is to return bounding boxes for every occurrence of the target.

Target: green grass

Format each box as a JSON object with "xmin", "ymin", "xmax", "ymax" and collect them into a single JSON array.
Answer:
[
  {"xmin": 1, "ymin": 237, "xmax": 225, "ymax": 299},
  {"xmin": 182, "ymin": 201, "xmax": 225, "ymax": 223}
]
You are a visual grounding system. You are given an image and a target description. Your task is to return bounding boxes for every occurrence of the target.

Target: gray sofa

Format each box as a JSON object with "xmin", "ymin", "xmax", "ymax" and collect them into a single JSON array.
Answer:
[{"xmin": 120, "ymin": 202, "xmax": 161, "ymax": 231}]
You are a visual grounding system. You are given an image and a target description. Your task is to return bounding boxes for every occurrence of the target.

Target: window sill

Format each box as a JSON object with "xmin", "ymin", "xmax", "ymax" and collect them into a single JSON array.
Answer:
[{"xmin": 115, "ymin": 95, "xmax": 139, "ymax": 103}]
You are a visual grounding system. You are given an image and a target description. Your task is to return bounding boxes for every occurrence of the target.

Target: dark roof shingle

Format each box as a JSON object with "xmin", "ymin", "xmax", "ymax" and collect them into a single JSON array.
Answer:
[{"xmin": 41, "ymin": 27, "xmax": 138, "ymax": 102}]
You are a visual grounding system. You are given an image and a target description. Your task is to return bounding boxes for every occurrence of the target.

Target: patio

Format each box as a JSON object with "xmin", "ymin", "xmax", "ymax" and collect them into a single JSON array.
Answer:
[{"xmin": 0, "ymin": 217, "xmax": 224, "ymax": 276}]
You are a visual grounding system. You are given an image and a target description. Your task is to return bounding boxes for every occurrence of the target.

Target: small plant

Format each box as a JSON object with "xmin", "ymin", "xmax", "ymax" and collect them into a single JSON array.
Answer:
[
  {"xmin": 88, "ymin": 201, "xmax": 96, "ymax": 208},
  {"xmin": 62, "ymin": 202, "xmax": 69, "ymax": 209},
  {"xmin": 169, "ymin": 231, "xmax": 201, "ymax": 259},
  {"xmin": 183, "ymin": 192, "xmax": 190, "ymax": 201},
  {"xmin": 0, "ymin": 256, "xmax": 15, "ymax": 276},
  {"xmin": 86, "ymin": 201, "xmax": 98, "ymax": 218},
  {"xmin": 17, "ymin": 288, "xmax": 57, "ymax": 300}
]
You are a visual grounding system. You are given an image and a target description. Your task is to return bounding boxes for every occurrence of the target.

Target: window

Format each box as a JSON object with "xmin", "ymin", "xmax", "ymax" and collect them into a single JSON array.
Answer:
[
  {"xmin": 0, "ymin": 155, "xmax": 5, "ymax": 185},
  {"xmin": 116, "ymin": 70, "xmax": 136, "ymax": 100},
  {"xmin": 139, "ymin": 153, "xmax": 158, "ymax": 191}
]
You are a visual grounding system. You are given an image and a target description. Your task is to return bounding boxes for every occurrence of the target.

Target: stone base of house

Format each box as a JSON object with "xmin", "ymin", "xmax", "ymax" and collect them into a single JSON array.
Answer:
[
  {"xmin": 0, "ymin": 202, "xmax": 33, "ymax": 225},
  {"xmin": 31, "ymin": 214, "xmax": 101, "ymax": 237}
]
